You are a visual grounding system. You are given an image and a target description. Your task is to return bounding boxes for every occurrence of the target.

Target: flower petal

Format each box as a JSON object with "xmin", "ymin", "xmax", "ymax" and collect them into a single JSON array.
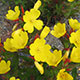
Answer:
[
  {"xmin": 34, "ymin": 0, "xmax": 41, "ymax": 10},
  {"xmin": 40, "ymin": 26, "xmax": 50, "ymax": 39},
  {"xmin": 30, "ymin": 9, "xmax": 40, "ymax": 19},
  {"xmin": 34, "ymin": 61, "xmax": 44, "ymax": 75},
  {"xmin": 4, "ymin": 38, "xmax": 17, "ymax": 52},
  {"xmin": 23, "ymin": 11, "xmax": 31, "ymax": 22},
  {"xmin": 7, "ymin": 61, "xmax": 11, "ymax": 67},
  {"xmin": 23, "ymin": 22, "xmax": 34, "ymax": 33},
  {"xmin": 34, "ymin": 20, "xmax": 43, "ymax": 30}
]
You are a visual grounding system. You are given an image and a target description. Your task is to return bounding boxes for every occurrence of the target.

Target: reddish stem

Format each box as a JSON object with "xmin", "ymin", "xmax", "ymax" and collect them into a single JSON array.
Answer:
[
  {"xmin": 0, "ymin": 48, "xmax": 5, "ymax": 52},
  {"xmin": 21, "ymin": 5, "xmax": 24, "ymax": 14},
  {"xmin": 56, "ymin": 0, "xmax": 58, "ymax": 3},
  {"xmin": 63, "ymin": 48, "xmax": 70, "ymax": 51},
  {"xmin": 21, "ymin": 17, "xmax": 24, "ymax": 21},
  {"xmin": 66, "ymin": 68, "xmax": 72, "ymax": 71},
  {"xmin": 34, "ymin": 33, "xmax": 40, "ymax": 41},
  {"xmin": 29, "ymin": 56, "xmax": 35, "ymax": 60},
  {"xmin": 25, "ymin": 46, "xmax": 30, "ymax": 49},
  {"xmin": 65, "ymin": 33, "xmax": 69, "ymax": 39},
  {"xmin": 13, "ymin": 18, "xmax": 19, "ymax": 22},
  {"xmin": 0, "ymin": 43, "xmax": 3, "ymax": 47},
  {"xmin": 64, "ymin": 58, "xmax": 71, "ymax": 64},
  {"xmin": 69, "ymin": 28, "xmax": 74, "ymax": 34}
]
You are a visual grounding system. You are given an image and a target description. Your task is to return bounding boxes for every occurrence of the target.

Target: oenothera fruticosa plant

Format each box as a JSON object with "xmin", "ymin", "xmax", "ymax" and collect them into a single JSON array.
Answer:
[{"xmin": 1, "ymin": 0, "xmax": 80, "ymax": 80}]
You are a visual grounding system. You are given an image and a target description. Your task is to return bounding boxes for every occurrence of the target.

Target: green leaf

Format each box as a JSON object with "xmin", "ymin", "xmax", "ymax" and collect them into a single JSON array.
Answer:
[
  {"xmin": 72, "ymin": 68, "xmax": 77, "ymax": 80},
  {"xmin": 11, "ymin": 53, "xmax": 19, "ymax": 76}
]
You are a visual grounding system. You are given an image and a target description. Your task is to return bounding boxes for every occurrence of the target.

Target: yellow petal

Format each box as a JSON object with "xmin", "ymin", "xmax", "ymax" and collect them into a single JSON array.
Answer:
[
  {"xmin": 12, "ymin": 23, "xmax": 19, "ymax": 31},
  {"xmin": 34, "ymin": 0, "xmax": 41, "ymax": 10},
  {"xmin": 7, "ymin": 60, "xmax": 11, "ymax": 67},
  {"xmin": 15, "ymin": 6, "xmax": 20, "ymax": 17},
  {"xmin": 9, "ymin": 77, "xmax": 15, "ymax": 80},
  {"xmin": 23, "ymin": 11, "xmax": 32, "ymax": 22},
  {"xmin": 23, "ymin": 9, "xmax": 40, "ymax": 22},
  {"xmin": 9, "ymin": 77, "xmax": 20, "ymax": 80},
  {"xmin": 30, "ymin": 9, "xmax": 41, "ymax": 19},
  {"xmin": 34, "ymin": 20, "xmax": 43, "ymax": 30},
  {"xmin": 34, "ymin": 61, "xmax": 44, "ymax": 75},
  {"xmin": 46, "ymin": 50, "xmax": 62, "ymax": 67},
  {"xmin": 46, "ymin": 53, "xmax": 56, "ymax": 66},
  {"xmin": 63, "ymin": 49, "xmax": 70, "ymax": 61},
  {"xmin": 40, "ymin": 26, "xmax": 50, "ymax": 39},
  {"xmin": 23, "ymin": 22, "xmax": 34, "ymax": 33},
  {"xmin": 4, "ymin": 38, "xmax": 17, "ymax": 52},
  {"xmin": 68, "ymin": 0, "xmax": 74, "ymax": 2},
  {"xmin": 11, "ymin": 29, "xmax": 22, "ymax": 37},
  {"xmin": 7, "ymin": 10, "xmax": 15, "ymax": 14},
  {"xmin": 69, "ymin": 29, "xmax": 80, "ymax": 47},
  {"xmin": 53, "ymin": 50, "xmax": 63, "ymax": 67},
  {"xmin": 70, "ymin": 47, "xmax": 80, "ymax": 63},
  {"xmin": 15, "ymin": 6, "xmax": 20, "ymax": 12}
]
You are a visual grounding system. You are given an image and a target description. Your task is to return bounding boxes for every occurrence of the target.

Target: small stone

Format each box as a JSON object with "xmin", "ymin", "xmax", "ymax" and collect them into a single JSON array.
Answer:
[{"xmin": 45, "ymin": 33, "xmax": 64, "ymax": 50}]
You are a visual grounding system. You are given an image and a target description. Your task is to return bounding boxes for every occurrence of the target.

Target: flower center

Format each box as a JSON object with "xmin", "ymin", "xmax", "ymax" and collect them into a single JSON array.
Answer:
[
  {"xmin": 36, "ymin": 47, "xmax": 41, "ymax": 53},
  {"xmin": 75, "ymin": 40, "xmax": 78, "ymax": 45},
  {"xmin": 37, "ymin": 49, "xmax": 40, "ymax": 52},
  {"xmin": 30, "ymin": 20, "xmax": 34, "ymax": 23},
  {"xmin": 60, "ymin": 73, "xmax": 66, "ymax": 79}
]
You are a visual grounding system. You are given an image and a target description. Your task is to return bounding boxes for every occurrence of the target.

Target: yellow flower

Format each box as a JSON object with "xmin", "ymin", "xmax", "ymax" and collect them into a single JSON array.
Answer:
[
  {"xmin": 6, "ymin": 6, "xmax": 20, "ymax": 20},
  {"xmin": 34, "ymin": 61, "xmax": 44, "ymax": 75},
  {"xmin": 69, "ymin": 29, "xmax": 80, "ymax": 47},
  {"xmin": 4, "ymin": 38, "xmax": 17, "ymax": 52},
  {"xmin": 34, "ymin": 0, "xmax": 41, "ymax": 10},
  {"xmin": 57, "ymin": 69, "xmax": 73, "ymax": 80},
  {"xmin": 46, "ymin": 50, "xmax": 62, "ymax": 67},
  {"xmin": 4, "ymin": 29, "xmax": 28, "ymax": 52},
  {"xmin": 0, "ymin": 60, "xmax": 11, "ymax": 74},
  {"xmin": 40, "ymin": 26, "xmax": 50, "ymax": 39},
  {"xmin": 9, "ymin": 77, "xmax": 20, "ymax": 80},
  {"xmin": 68, "ymin": 0, "xmax": 74, "ymax": 2},
  {"xmin": 51, "ymin": 23, "xmax": 66, "ymax": 38},
  {"xmin": 70, "ymin": 47, "xmax": 80, "ymax": 63},
  {"xmin": 11, "ymin": 29, "xmax": 28, "ymax": 49},
  {"xmin": 23, "ymin": 9, "xmax": 43, "ymax": 33},
  {"xmin": 69, "ymin": 18, "xmax": 80, "ymax": 30},
  {"xmin": 30, "ymin": 38, "xmax": 51, "ymax": 62}
]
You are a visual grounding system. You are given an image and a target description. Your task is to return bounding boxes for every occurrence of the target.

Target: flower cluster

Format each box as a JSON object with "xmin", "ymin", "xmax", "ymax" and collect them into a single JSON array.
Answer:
[{"xmin": 0, "ymin": 0, "xmax": 79, "ymax": 80}]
